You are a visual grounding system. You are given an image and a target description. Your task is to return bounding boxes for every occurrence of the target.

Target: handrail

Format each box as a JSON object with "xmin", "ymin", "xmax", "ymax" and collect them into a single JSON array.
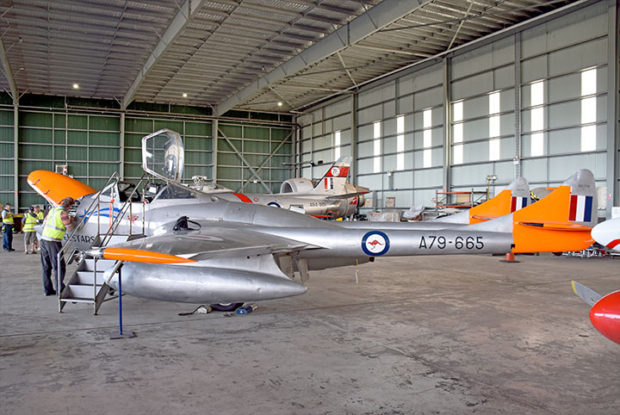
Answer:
[
  {"xmin": 56, "ymin": 172, "xmax": 120, "ymax": 311},
  {"xmin": 54, "ymin": 171, "xmax": 149, "ymax": 313},
  {"xmin": 100, "ymin": 173, "xmax": 147, "ymax": 247}
]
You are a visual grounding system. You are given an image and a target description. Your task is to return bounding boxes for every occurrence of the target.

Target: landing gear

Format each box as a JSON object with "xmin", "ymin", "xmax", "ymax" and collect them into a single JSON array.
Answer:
[{"xmin": 210, "ymin": 303, "xmax": 243, "ymax": 312}]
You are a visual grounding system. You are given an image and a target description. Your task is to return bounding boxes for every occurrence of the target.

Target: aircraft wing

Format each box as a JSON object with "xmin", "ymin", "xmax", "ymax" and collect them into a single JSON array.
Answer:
[{"xmin": 108, "ymin": 223, "xmax": 319, "ymax": 259}]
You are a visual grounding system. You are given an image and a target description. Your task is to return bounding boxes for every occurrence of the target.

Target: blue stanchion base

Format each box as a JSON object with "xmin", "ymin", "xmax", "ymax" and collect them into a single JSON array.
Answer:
[{"xmin": 110, "ymin": 331, "xmax": 136, "ymax": 340}]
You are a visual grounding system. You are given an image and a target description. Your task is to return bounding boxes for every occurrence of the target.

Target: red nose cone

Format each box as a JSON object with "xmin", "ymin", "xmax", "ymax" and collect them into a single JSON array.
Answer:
[{"xmin": 589, "ymin": 290, "xmax": 620, "ymax": 345}]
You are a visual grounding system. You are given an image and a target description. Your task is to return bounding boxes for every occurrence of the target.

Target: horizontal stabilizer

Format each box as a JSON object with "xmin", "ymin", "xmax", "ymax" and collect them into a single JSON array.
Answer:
[{"xmin": 516, "ymin": 221, "xmax": 593, "ymax": 231}]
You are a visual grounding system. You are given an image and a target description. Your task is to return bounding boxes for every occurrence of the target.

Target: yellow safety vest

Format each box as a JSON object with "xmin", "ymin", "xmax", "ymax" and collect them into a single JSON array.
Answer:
[
  {"xmin": 2, "ymin": 210, "xmax": 13, "ymax": 225},
  {"xmin": 23, "ymin": 212, "xmax": 38, "ymax": 232},
  {"xmin": 42, "ymin": 207, "xmax": 67, "ymax": 241},
  {"xmin": 37, "ymin": 211, "xmax": 44, "ymax": 221}
]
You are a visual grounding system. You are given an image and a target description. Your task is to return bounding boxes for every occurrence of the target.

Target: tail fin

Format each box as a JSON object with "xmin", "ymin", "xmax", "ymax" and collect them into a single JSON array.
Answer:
[
  {"xmin": 469, "ymin": 177, "xmax": 530, "ymax": 224},
  {"xmin": 27, "ymin": 170, "xmax": 97, "ymax": 206},
  {"xmin": 511, "ymin": 169, "xmax": 596, "ymax": 253},
  {"xmin": 314, "ymin": 156, "xmax": 352, "ymax": 193},
  {"xmin": 434, "ymin": 176, "xmax": 529, "ymax": 225}
]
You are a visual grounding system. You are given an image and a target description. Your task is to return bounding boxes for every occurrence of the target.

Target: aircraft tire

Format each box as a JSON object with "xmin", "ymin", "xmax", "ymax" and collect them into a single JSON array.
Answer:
[{"xmin": 210, "ymin": 303, "xmax": 244, "ymax": 312}]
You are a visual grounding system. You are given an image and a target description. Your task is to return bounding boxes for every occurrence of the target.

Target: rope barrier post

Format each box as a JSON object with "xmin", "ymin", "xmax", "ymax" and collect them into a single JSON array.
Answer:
[{"xmin": 110, "ymin": 268, "xmax": 136, "ymax": 340}]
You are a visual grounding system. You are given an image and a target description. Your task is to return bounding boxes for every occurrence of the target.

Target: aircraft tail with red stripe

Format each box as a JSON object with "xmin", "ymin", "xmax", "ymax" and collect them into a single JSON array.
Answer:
[{"xmin": 314, "ymin": 157, "xmax": 352, "ymax": 193}]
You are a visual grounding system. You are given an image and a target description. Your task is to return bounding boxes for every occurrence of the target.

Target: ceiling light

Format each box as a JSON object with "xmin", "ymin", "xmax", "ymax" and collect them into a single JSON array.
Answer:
[
  {"xmin": 182, "ymin": 93, "xmax": 188, "ymax": 98},
  {"xmin": 277, "ymin": 101, "xmax": 283, "ymax": 107},
  {"xmin": 72, "ymin": 83, "xmax": 79, "ymax": 89}
]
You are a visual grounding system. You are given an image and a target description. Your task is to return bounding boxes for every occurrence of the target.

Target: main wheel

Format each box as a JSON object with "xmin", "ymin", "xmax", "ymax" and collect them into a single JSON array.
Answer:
[{"xmin": 210, "ymin": 303, "xmax": 243, "ymax": 312}]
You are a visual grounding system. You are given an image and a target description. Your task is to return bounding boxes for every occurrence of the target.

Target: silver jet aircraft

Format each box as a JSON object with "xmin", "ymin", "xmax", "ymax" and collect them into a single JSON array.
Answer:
[
  {"xmin": 192, "ymin": 156, "xmax": 368, "ymax": 219},
  {"xmin": 28, "ymin": 129, "xmax": 596, "ymax": 306}
]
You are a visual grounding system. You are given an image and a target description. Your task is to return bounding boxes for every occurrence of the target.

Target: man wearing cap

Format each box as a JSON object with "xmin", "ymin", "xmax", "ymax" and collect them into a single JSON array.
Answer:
[
  {"xmin": 40, "ymin": 197, "xmax": 75, "ymax": 296},
  {"xmin": 2, "ymin": 203, "xmax": 15, "ymax": 252}
]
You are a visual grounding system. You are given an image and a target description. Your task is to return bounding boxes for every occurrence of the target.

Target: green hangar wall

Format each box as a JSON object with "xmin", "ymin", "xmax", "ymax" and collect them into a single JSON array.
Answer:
[{"xmin": 0, "ymin": 94, "xmax": 294, "ymax": 211}]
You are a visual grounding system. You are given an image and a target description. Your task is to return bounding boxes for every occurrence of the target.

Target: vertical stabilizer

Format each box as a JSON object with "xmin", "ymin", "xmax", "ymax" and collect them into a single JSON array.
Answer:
[
  {"xmin": 314, "ymin": 157, "xmax": 352, "ymax": 193},
  {"xmin": 562, "ymin": 169, "xmax": 598, "ymax": 229}
]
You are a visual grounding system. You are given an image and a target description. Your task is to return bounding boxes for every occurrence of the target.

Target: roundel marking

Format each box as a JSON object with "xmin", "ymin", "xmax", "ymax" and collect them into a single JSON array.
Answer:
[
  {"xmin": 267, "ymin": 202, "xmax": 281, "ymax": 208},
  {"xmin": 361, "ymin": 231, "xmax": 390, "ymax": 256},
  {"xmin": 331, "ymin": 166, "xmax": 340, "ymax": 177}
]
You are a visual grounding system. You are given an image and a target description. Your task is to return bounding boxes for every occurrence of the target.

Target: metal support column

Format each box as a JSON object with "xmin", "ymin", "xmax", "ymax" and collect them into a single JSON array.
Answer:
[
  {"xmin": 351, "ymin": 93, "xmax": 359, "ymax": 185},
  {"xmin": 13, "ymin": 99, "xmax": 19, "ymax": 210},
  {"xmin": 119, "ymin": 113, "xmax": 125, "ymax": 180},
  {"xmin": 442, "ymin": 57, "xmax": 451, "ymax": 193},
  {"xmin": 606, "ymin": 0, "xmax": 619, "ymax": 218},
  {"xmin": 212, "ymin": 119, "xmax": 218, "ymax": 181},
  {"xmin": 514, "ymin": 33, "xmax": 522, "ymax": 179}
]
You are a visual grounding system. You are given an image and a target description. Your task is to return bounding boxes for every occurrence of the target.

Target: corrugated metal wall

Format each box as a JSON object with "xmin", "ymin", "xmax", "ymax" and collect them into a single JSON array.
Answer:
[
  {"xmin": 297, "ymin": 1, "xmax": 618, "ymax": 217},
  {"xmin": 0, "ymin": 96, "xmax": 293, "ymax": 211}
]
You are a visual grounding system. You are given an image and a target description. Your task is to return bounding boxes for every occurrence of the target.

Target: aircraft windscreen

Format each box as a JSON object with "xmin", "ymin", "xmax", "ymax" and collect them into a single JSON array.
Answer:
[
  {"xmin": 142, "ymin": 129, "xmax": 185, "ymax": 182},
  {"xmin": 153, "ymin": 183, "xmax": 201, "ymax": 200}
]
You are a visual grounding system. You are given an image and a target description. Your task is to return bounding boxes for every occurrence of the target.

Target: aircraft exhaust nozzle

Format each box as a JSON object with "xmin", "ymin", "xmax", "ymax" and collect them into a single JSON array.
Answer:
[{"xmin": 108, "ymin": 262, "xmax": 307, "ymax": 304}]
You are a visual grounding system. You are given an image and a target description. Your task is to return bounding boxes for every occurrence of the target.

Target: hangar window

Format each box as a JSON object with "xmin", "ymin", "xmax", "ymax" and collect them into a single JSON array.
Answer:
[
  {"xmin": 530, "ymin": 81, "xmax": 545, "ymax": 157},
  {"xmin": 334, "ymin": 130, "xmax": 341, "ymax": 160},
  {"xmin": 580, "ymin": 68, "xmax": 597, "ymax": 152},
  {"xmin": 452, "ymin": 101, "xmax": 463, "ymax": 165},
  {"xmin": 488, "ymin": 91, "xmax": 500, "ymax": 161},
  {"xmin": 396, "ymin": 115, "xmax": 404, "ymax": 170},
  {"xmin": 373, "ymin": 121, "xmax": 381, "ymax": 173},
  {"xmin": 423, "ymin": 109, "xmax": 432, "ymax": 168}
]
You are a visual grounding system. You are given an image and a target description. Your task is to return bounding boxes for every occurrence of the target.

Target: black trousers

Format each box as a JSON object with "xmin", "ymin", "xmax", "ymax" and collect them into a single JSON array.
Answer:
[{"xmin": 40, "ymin": 240, "xmax": 66, "ymax": 295}]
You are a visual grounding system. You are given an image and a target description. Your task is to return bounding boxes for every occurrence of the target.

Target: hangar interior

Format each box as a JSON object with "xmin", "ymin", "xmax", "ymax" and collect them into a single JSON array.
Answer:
[
  {"xmin": 1, "ymin": 1, "xmax": 619, "ymax": 414},
  {"xmin": 0, "ymin": 0, "xmax": 617, "ymax": 217}
]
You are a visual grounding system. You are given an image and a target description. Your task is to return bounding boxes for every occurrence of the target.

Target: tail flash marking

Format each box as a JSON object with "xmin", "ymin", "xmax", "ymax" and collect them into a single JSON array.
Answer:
[
  {"xmin": 325, "ymin": 166, "xmax": 349, "ymax": 178},
  {"xmin": 569, "ymin": 195, "xmax": 593, "ymax": 222},
  {"xmin": 510, "ymin": 196, "xmax": 528, "ymax": 212}
]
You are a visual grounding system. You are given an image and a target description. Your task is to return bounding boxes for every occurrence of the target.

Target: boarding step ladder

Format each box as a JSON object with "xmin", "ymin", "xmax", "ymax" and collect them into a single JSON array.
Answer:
[{"xmin": 57, "ymin": 172, "xmax": 147, "ymax": 314}]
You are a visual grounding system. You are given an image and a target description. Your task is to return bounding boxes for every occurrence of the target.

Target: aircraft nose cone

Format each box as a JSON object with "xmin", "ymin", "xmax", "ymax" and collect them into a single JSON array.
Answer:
[{"xmin": 589, "ymin": 291, "xmax": 620, "ymax": 345}]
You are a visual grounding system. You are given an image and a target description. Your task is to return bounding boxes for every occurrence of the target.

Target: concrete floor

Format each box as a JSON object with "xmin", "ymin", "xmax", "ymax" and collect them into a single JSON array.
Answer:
[{"xmin": 1, "ymin": 232, "xmax": 619, "ymax": 415}]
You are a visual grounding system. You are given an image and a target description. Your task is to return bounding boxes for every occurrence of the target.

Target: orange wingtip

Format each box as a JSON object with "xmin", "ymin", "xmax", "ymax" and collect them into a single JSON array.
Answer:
[
  {"xmin": 27, "ymin": 170, "xmax": 97, "ymax": 205},
  {"xmin": 102, "ymin": 248, "xmax": 197, "ymax": 264}
]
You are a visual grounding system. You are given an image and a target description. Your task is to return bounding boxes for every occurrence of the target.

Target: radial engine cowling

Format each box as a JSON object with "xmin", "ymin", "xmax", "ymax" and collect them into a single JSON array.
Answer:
[{"xmin": 280, "ymin": 178, "xmax": 314, "ymax": 193}]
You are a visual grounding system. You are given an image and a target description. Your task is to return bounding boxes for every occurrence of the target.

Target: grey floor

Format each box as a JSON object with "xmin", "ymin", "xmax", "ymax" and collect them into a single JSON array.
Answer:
[{"xmin": 1, "ymin": 232, "xmax": 619, "ymax": 415}]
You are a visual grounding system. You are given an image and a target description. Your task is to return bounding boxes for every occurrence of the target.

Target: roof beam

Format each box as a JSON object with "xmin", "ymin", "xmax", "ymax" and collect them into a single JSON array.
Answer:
[
  {"xmin": 121, "ymin": 0, "xmax": 206, "ymax": 109},
  {"xmin": 0, "ymin": 37, "xmax": 18, "ymax": 101},
  {"xmin": 214, "ymin": 0, "xmax": 433, "ymax": 115}
]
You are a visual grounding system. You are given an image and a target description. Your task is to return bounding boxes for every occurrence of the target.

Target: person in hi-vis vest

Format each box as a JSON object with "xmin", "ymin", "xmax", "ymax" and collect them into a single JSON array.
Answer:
[
  {"xmin": 40, "ymin": 197, "xmax": 75, "ymax": 296},
  {"xmin": 22, "ymin": 206, "xmax": 39, "ymax": 254},
  {"xmin": 2, "ymin": 203, "xmax": 15, "ymax": 252}
]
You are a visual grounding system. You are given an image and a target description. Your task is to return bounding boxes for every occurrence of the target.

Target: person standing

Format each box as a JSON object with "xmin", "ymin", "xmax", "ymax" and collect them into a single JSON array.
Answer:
[
  {"xmin": 33, "ymin": 205, "xmax": 44, "ymax": 253},
  {"xmin": 40, "ymin": 197, "xmax": 75, "ymax": 296},
  {"xmin": 2, "ymin": 203, "xmax": 15, "ymax": 252},
  {"xmin": 22, "ymin": 206, "xmax": 39, "ymax": 254}
]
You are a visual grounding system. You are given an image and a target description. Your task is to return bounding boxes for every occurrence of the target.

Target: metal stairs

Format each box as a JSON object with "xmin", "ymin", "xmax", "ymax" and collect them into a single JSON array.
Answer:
[{"xmin": 56, "ymin": 172, "xmax": 147, "ymax": 314}]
